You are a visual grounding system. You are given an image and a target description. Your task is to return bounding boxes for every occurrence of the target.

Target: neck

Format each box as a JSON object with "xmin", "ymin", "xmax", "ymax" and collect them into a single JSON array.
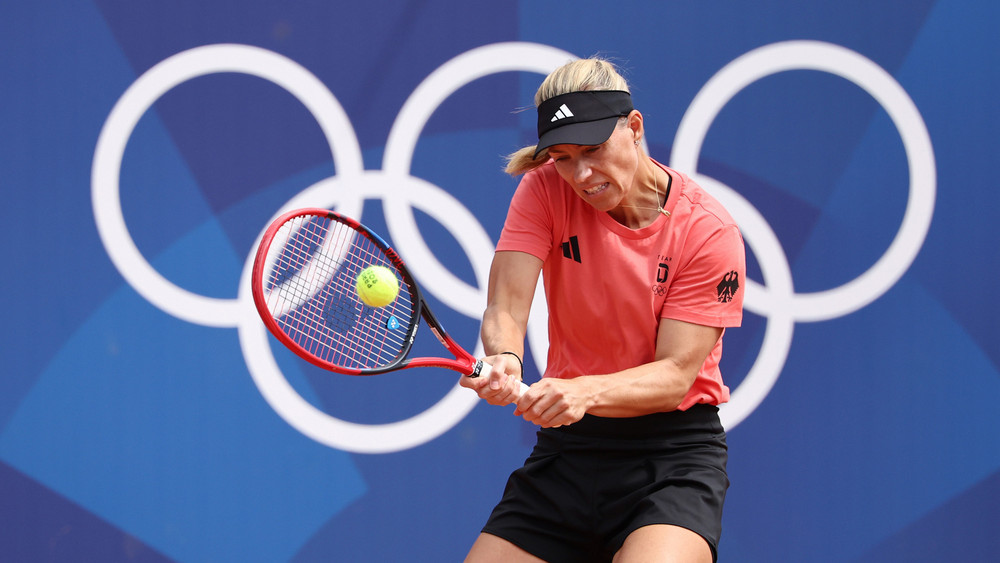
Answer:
[{"xmin": 610, "ymin": 158, "xmax": 669, "ymax": 228}]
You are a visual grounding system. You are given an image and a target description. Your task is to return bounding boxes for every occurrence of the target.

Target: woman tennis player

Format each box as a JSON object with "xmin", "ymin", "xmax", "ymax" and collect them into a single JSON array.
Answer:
[{"xmin": 461, "ymin": 58, "xmax": 746, "ymax": 563}]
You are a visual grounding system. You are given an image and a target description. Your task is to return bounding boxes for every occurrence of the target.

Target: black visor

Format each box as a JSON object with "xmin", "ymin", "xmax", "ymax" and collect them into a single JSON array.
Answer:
[{"xmin": 534, "ymin": 90, "xmax": 633, "ymax": 158}]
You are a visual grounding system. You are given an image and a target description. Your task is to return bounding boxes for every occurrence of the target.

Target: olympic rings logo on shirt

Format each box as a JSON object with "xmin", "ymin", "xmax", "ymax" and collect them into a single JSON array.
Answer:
[{"xmin": 91, "ymin": 41, "xmax": 934, "ymax": 453}]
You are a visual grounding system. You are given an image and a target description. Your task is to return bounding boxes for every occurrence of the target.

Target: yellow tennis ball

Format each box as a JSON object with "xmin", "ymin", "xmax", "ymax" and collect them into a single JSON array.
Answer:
[{"xmin": 356, "ymin": 265, "xmax": 399, "ymax": 308}]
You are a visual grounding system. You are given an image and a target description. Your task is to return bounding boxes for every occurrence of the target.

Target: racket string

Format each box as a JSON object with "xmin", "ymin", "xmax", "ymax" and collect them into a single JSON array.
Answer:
[{"xmin": 264, "ymin": 215, "xmax": 416, "ymax": 371}]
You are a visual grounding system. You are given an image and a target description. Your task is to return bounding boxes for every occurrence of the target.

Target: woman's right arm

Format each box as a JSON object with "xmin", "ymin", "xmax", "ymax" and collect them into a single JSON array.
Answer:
[{"xmin": 463, "ymin": 250, "xmax": 543, "ymax": 405}]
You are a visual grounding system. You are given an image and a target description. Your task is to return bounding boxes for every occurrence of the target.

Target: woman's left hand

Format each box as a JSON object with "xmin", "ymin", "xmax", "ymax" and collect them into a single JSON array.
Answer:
[{"xmin": 513, "ymin": 377, "xmax": 590, "ymax": 428}]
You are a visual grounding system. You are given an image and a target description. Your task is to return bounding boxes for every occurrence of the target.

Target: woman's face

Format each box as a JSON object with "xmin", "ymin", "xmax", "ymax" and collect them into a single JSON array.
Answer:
[{"xmin": 546, "ymin": 118, "xmax": 641, "ymax": 212}]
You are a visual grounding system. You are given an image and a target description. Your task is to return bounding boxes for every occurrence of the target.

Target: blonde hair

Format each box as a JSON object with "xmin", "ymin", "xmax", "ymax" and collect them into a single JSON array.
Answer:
[{"xmin": 505, "ymin": 58, "xmax": 631, "ymax": 176}]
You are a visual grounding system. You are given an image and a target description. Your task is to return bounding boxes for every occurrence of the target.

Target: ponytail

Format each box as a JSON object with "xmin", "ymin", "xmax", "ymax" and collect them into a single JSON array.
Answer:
[{"xmin": 504, "ymin": 145, "xmax": 549, "ymax": 176}]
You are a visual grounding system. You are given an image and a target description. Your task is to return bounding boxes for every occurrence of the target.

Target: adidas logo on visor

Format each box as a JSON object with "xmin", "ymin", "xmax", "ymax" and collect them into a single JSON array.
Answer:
[{"xmin": 550, "ymin": 103, "xmax": 574, "ymax": 122}]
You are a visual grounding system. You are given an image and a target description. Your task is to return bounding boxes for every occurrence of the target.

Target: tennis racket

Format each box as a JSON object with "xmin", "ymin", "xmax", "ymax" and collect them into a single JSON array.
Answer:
[{"xmin": 250, "ymin": 207, "xmax": 528, "ymax": 395}]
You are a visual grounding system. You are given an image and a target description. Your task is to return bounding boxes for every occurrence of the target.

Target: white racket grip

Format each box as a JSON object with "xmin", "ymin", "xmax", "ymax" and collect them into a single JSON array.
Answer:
[{"xmin": 476, "ymin": 360, "xmax": 530, "ymax": 397}]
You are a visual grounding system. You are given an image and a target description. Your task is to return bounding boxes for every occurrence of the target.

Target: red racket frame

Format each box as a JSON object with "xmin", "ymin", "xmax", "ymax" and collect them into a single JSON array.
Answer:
[{"xmin": 250, "ymin": 208, "xmax": 488, "ymax": 378}]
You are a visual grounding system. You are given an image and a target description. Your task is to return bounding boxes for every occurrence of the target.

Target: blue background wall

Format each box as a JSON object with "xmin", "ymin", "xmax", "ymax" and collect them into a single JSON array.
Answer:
[{"xmin": 3, "ymin": 1, "xmax": 998, "ymax": 561}]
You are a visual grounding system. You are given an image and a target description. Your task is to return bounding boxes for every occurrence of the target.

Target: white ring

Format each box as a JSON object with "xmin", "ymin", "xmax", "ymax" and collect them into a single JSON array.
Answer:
[
  {"xmin": 673, "ymin": 40, "xmax": 935, "ymax": 321},
  {"xmin": 236, "ymin": 175, "xmax": 483, "ymax": 453},
  {"xmin": 92, "ymin": 44, "xmax": 363, "ymax": 327}
]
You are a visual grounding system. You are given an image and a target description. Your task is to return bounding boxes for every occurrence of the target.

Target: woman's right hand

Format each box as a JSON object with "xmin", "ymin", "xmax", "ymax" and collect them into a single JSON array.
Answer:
[{"xmin": 462, "ymin": 353, "xmax": 525, "ymax": 407}]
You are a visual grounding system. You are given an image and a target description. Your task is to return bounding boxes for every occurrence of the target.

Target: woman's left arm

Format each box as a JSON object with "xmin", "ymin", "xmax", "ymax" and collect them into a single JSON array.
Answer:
[{"xmin": 513, "ymin": 318, "xmax": 722, "ymax": 426}]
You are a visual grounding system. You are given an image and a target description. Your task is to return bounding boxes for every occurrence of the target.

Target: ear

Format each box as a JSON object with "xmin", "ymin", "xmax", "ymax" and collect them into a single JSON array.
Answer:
[{"xmin": 627, "ymin": 109, "xmax": 644, "ymax": 143}]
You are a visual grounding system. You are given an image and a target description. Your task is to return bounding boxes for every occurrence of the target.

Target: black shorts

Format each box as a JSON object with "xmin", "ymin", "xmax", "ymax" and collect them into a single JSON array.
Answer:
[{"xmin": 481, "ymin": 405, "xmax": 729, "ymax": 563}]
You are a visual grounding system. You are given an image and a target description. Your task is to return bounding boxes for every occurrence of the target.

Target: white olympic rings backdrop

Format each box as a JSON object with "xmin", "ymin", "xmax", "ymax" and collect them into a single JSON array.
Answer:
[{"xmin": 92, "ymin": 40, "xmax": 935, "ymax": 453}]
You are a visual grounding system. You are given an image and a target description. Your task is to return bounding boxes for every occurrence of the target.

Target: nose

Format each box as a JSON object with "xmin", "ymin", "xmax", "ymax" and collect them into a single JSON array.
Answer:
[{"xmin": 571, "ymin": 160, "xmax": 592, "ymax": 185}]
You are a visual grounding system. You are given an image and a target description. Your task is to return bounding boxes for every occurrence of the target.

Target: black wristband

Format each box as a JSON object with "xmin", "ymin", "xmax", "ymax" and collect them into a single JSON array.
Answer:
[{"xmin": 499, "ymin": 351, "xmax": 523, "ymax": 375}]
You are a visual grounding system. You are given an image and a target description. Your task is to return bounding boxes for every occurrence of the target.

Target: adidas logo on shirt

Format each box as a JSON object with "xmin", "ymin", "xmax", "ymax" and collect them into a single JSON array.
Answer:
[
  {"xmin": 561, "ymin": 235, "xmax": 581, "ymax": 263},
  {"xmin": 550, "ymin": 103, "xmax": 574, "ymax": 122}
]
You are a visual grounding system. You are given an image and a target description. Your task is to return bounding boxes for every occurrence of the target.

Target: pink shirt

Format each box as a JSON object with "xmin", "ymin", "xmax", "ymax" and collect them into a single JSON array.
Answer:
[{"xmin": 496, "ymin": 160, "xmax": 745, "ymax": 409}]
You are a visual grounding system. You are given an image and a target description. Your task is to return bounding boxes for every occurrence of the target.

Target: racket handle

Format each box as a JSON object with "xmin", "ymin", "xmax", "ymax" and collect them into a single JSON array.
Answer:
[{"xmin": 475, "ymin": 360, "xmax": 530, "ymax": 397}]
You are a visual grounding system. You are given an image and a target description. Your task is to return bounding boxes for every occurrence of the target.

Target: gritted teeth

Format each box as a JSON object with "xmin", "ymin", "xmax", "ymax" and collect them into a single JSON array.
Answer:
[{"xmin": 585, "ymin": 182, "xmax": 608, "ymax": 195}]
